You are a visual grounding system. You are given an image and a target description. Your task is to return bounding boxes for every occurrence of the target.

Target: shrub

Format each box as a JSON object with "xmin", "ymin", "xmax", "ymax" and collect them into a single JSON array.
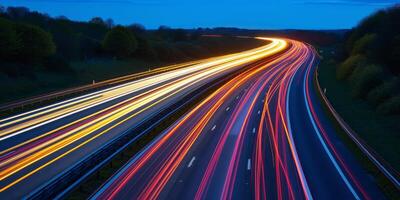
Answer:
[
  {"xmin": 377, "ymin": 95, "xmax": 400, "ymax": 115},
  {"xmin": 367, "ymin": 77, "xmax": 400, "ymax": 106},
  {"xmin": 337, "ymin": 54, "xmax": 367, "ymax": 80},
  {"xmin": 389, "ymin": 35, "xmax": 400, "ymax": 74},
  {"xmin": 0, "ymin": 18, "xmax": 21, "ymax": 60},
  {"xmin": 351, "ymin": 33, "xmax": 378, "ymax": 56},
  {"xmin": 134, "ymin": 36, "xmax": 157, "ymax": 60},
  {"xmin": 350, "ymin": 64, "xmax": 384, "ymax": 98},
  {"xmin": 15, "ymin": 23, "xmax": 56, "ymax": 63},
  {"xmin": 102, "ymin": 26, "xmax": 137, "ymax": 58}
]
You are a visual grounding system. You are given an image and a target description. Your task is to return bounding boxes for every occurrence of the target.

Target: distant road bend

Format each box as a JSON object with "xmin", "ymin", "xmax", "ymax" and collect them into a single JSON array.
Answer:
[
  {"xmin": 0, "ymin": 37, "xmax": 390, "ymax": 199},
  {"xmin": 0, "ymin": 37, "xmax": 286, "ymax": 198}
]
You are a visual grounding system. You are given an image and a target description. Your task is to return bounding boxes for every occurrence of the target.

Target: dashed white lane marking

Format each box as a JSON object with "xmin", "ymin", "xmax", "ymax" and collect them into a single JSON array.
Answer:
[
  {"xmin": 187, "ymin": 156, "xmax": 196, "ymax": 168},
  {"xmin": 247, "ymin": 159, "xmax": 251, "ymax": 170},
  {"xmin": 252, "ymin": 127, "xmax": 256, "ymax": 133},
  {"xmin": 211, "ymin": 125, "xmax": 216, "ymax": 131},
  {"xmin": 226, "ymin": 107, "xmax": 230, "ymax": 111},
  {"xmin": 258, "ymin": 110, "xmax": 261, "ymax": 115},
  {"xmin": 236, "ymin": 96, "xmax": 239, "ymax": 99}
]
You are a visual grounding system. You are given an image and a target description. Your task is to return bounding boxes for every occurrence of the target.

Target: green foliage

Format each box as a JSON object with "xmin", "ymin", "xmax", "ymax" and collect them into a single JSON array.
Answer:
[
  {"xmin": 377, "ymin": 95, "xmax": 400, "ymax": 115},
  {"xmin": 134, "ymin": 36, "xmax": 157, "ymax": 60},
  {"xmin": 2, "ymin": 8, "xmax": 109, "ymax": 60},
  {"xmin": 89, "ymin": 17, "xmax": 106, "ymax": 27},
  {"xmin": 128, "ymin": 23, "xmax": 146, "ymax": 34},
  {"xmin": 351, "ymin": 33, "xmax": 378, "ymax": 56},
  {"xmin": 337, "ymin": 54, "xmax": 367, "ymax": 80},
  {"xmin": 345, "ymin": 6, "xmax": 400, "ymax": 74},
  {"xmin": 339, "ymin": 5, "xmax": 400, "ymax": 115},
  {"xmin": 349, "ymin": 64, "xmax": 384, "ymax": 98},
  {"xmin": 102, "ymin": 26, "xmax": 137, "ymax": 58},
  {"xmin": 0, "ymin": 17, "xmax": 20, "ymax": 59},
  {"xmin": 367, "ymin": 77, "xmax": 400, "ymax": 106},
  {"xmin": 390, "ymin": 35, "xmax": 400, "ymax": 72},
  {"xmin": 15, "ymin": 23, "xmax": 55, "ymax": 63},
  {"xmin": 0, "ymin": 5, "xmax": 270, "ymax": 106},
  {"xmin": 319, "ymin": 52, "xmax": 400, "ymax": 198},
  {"xmin": 0, "ymin": 16, "xmax": 55, "ymax": 66}
]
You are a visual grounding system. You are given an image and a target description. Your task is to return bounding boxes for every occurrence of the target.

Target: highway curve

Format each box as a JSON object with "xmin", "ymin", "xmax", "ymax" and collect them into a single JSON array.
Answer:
[
  {"xmin": 0, "ymin": 38, "xmax": 286, "ymax": 199},
  {"xmin": 92, "ymin": 39, "xmax": 386, "ymax": 200}
]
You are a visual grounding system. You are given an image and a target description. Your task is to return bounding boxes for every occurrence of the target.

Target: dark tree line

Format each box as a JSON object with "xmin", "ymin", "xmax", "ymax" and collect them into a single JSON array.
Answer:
[
  {"xmin": 337, "ymin": 5, "xmax": 400, "ymax": 114},
  {"xmin": 0, "ymin": 5, "xmax": 344, "ymax": 79},
  {"xmin": 0, "ymin": 17, "xmax": 56, "ymax": 62},
  {"xmin": 0, "ymin": 6, "xmax": 189, "ymax": 73},
  {"xmin": 0, "ymin": 5, "xmax": 266, "ymax": 79}
]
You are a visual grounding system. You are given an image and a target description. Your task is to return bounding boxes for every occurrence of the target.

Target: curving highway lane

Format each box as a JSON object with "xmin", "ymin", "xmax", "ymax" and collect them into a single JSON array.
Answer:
[
  {"xmin": 0, "ymin": 38, "xmax": 286, "ymax": 199},
  {"xmin": 92, "ymin": 39, "xmax": 385, "ymax": 200}
]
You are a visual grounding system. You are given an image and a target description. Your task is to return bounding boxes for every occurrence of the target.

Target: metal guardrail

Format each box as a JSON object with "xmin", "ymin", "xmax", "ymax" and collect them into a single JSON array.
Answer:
[
  {"xmin": 314, "ymin": 63, "xmax": 400, "ymax": 190},
  {"xmin": 25, "ymin": 63, "xmax": 242, "ymax": 200}
]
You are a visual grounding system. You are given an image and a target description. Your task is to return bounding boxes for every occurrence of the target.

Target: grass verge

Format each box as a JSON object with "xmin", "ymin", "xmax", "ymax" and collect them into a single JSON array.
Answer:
[{"xmin": 316, "ymin": 47, "xmax": 400, "ymax": 199}]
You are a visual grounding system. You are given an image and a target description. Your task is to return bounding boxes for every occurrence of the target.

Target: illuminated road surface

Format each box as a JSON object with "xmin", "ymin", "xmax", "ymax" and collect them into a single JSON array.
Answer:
[
  {"xmin": 0, "ymin": 38, "xmax": 287, "ymax": 198},
  {"xmin": 92, "ymin": 40, "xmax": 385, "ymax": 200}
]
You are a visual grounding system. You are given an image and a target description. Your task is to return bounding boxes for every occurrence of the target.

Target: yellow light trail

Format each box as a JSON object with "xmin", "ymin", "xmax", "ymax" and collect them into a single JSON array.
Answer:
[{"xmin": 0, "ymin": 38, "xmax": 287, "ymax": 193}]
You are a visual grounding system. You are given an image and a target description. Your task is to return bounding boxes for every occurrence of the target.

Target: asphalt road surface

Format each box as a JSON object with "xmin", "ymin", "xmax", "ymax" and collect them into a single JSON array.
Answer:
[
  {"xmin": 92, "ymin": 40, "xmax": 386, "ymax": 200},
  {"xmin": 0, "ymin": 38, "xmax": 289, "ymax": 199}
]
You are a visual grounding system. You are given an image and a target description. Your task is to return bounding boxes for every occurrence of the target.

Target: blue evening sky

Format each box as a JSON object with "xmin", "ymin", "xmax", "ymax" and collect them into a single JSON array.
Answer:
[{"xmin": 1, "ymin": 0, "xmax": 399, "ymax": 29}]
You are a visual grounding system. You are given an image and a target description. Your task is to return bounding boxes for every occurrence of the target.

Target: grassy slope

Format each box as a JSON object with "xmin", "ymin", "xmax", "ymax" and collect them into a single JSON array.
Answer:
[
  {"xmin": 318, "ymin": 47, "xmax": 400, "ymax": 172},
  {"xmin": 0, "ymin": 61, "xmax": 169, "ymax": 104},
  {"xmin": 0, "ymin": 59, "xmax": 160, "ymax": 104}
]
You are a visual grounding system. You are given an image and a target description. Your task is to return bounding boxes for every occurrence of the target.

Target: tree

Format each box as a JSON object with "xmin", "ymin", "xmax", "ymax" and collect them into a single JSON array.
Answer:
[
  {"xmin": 351, "ymin": 33, "xmax": 378, "ymax": 56},
  {"xmin": 350, "ymin": 64, "xmax": 384, "ymax": 98},
  {"xmin": 6, "ymin": 7, "xmax": 29, "ymax": 18},
  {"xmin": 15, "ymin": 23, "xmax": 56, "ymax": 63},
  {"xmin": 390, "ymin": 35, "xmax": 400, "ymax": 74},
  {"xmin": 89, "ymin": 17, "xmax": 106, "ymax": 26},
  {"xmin": 377, "ymin": 95, "xmax": 400, "ymax": 115},
  {"xmin": 157, "ymin": 25, "xmax": 171, "ymax": 40},
  {"xmin": 102, "ymin": 26, "xmax": 137, "ymax": 58},
  {"xmin": 337, "ymin": 54, "xmax": 367, "ymax": 80},
  {"xmin": 128, "ymin": 23, "xmax": 146, "ymax": 34},
  {"xmin": 134, "ymin": 36, "xmax": 157, "ymax": 60},
  {"xmin": 0, "ymin": 18, "xmax": 21, "ymax": 60},
  {"xmin": 367, "ymin": 77, "xmax": 400, "ymax": 105}
]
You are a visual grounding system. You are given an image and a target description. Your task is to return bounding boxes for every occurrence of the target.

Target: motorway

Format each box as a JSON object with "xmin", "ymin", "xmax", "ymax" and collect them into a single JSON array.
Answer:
[
  {"xmin": 92, "ymin": 40, "xmax": 386, "ymax": 200},
  {"xmin": 0, "ymin": 38, "xmax": 286, "ymax": 199}
]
